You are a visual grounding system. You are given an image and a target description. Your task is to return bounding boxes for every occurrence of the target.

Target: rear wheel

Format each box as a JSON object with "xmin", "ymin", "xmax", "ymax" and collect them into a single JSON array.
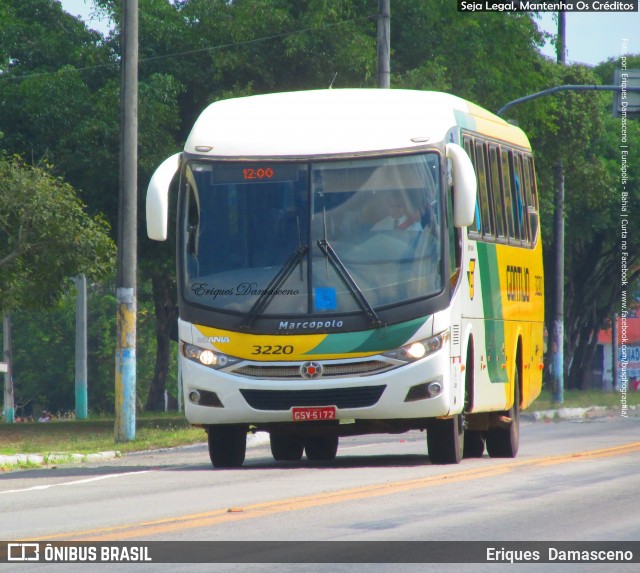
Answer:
[
  {"xmin": 486, "ymin": 369, "xmax": 520, "ymax": 458},
  {"xmin": 427, "ymin": 414, "xmax": 464, "ymax": 464},
  {"xmin": 270, "ymin": 433, "xmax": 304, "ymax": 461},
  {"xmin": 463, "ymin": 430, "xmax": 485, "ymax": 458},
  {"xmin": 207, "ymin": 424, "xmax": 247, "ymax": 468},
  {"xmin": 304, "ymin": 436, "xmax": 339, "ymax": 461}
]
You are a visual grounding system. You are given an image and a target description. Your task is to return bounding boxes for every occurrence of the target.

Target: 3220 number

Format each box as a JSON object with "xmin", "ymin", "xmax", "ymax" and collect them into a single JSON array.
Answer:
[{"xmin": 251, "ymin": 345, "xmax": 294, "ymax": 355}]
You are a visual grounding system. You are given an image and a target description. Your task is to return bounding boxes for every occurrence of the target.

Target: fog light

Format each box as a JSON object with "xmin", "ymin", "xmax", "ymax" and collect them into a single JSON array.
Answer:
[
  {"xmin": 188, "ymin": 390, "xmax": 201, "ymax": 404},
  {"xmin": 428, "ymin": 381, "xmax": 442, "ymax": 396}
]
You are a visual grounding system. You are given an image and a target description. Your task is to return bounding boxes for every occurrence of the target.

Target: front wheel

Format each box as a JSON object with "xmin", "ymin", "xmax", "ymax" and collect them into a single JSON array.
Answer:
[
  {"xmin": 207, "ymin": 424, "xmax": 247, "ymax": 469},
  {"xmin": 427, "ymin": 414, "xmax": 464, "ymax": 464}
]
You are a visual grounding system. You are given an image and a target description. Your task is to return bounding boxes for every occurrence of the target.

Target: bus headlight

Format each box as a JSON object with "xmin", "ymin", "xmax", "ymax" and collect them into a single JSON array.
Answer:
[
  {"xmin": 181, "ymin": 342, "xmax": 240, "ymax": 370},
  {"xmin": 383, "ymin": 332, "xmax": 446, "ymax": 363}
]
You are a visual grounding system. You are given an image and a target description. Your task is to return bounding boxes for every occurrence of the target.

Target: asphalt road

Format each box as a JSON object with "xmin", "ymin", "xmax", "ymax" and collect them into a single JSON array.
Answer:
[{"xmin": 1, "ymin": 412, "xmax": 639, "ymax": 572}]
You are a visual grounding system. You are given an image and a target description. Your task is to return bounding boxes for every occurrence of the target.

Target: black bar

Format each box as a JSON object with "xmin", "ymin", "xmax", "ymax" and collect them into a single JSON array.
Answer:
[{"xmin": 2, "ymin": 541, "xmax": 639, "ymax": 564}]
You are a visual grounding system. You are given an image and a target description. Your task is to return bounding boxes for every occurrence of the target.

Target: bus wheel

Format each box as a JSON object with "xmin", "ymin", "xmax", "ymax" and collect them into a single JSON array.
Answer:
[
  {"xmin": 486, "ymin": 371, "xmax": 520, "ymax": 458},
  {"xmin": 270, "ymin": 433, "xmax": 304, "ymax": 461},
  {"xmin": 207, "ymin": 424, "xmax": 247, "ymax": 469},
  {"xmin": 463, "ymin": 430, "xmax": 485, "ymax": 458},
  {"xmin": 304, "ymin": 436, "xmax": 339, "ymax": 461},
  {"xmin": 427, "ymin": 414, "xmax": 464, "ymax": 464}
]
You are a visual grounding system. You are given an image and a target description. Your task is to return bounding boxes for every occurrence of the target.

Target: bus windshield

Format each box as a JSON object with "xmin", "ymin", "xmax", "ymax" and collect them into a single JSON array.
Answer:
[{"xmin": 180, "ymin": 153, "xmax": 443, "ymax": 317}]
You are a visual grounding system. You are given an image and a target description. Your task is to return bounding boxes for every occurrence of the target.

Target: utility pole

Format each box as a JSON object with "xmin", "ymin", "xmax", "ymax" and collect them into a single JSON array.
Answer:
[
  {"xmin": 115, "ymin": 0, "xmax": 138, "ymax": 442},
  {"xmin": 552, "ymin": 11, "xmax": 566, "ymax": 404},
  {"xmin": 556, "ymin": 11, "xmax": 566, "ymax": 65},
  {"xmin": 2, "ymin": 313, "xmax": 14, "ymax": 423},
  {"xmin": 75, "ymin": 275, "xmax": 88, "ymax": 419},
  {"xmin": 377, "ymin": 0, "xmax": 390, "ymax": 89}
]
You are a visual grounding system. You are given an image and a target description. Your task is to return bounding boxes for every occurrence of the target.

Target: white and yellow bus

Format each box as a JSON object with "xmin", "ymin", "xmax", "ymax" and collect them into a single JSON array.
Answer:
[{"xmin": 146, "ymin": 89, "xmax": 544, "ymax": 468}]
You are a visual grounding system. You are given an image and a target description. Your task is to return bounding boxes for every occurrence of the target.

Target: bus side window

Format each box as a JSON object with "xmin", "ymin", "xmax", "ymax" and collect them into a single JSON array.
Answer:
[
  {"xmin": 463, "ymin": 137, "xmax": 482, "ymax": 235},
  {"xmin": 523, "ymin": 155, "xmax": 539, "ymax": 243},
  {"xmin": 475, "ymin": 141, "xmax": 493, "ymax": 239},
  {"xmin": 488, "ymin": 146, "xmax": 505, "ymax": 239},
  {"xmin": 500, "ymin": 149, "xmax": 515, "ymax": 240},
  {"xmin": 512, "ymin": 153, "xmax": 528, "ymax": 243}
]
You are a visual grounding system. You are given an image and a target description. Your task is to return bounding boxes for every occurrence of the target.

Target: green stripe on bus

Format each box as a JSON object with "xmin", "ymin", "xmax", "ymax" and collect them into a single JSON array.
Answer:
[
  {"xmin": 305, "ymin": 316, "xmax": 428, "ymax": 356},
  {"xmin": 453, "ymin": 109, "xmax": 476, "ymax": 131},
  {"xmin": 477, "ymin": 242, "xmax": 507, "ymax": 383}
]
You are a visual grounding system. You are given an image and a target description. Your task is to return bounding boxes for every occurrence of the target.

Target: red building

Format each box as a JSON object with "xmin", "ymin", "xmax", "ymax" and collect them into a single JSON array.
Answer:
[{"xmin": 598, "ymin": 313, "xmax": 640, "ymax": 391}]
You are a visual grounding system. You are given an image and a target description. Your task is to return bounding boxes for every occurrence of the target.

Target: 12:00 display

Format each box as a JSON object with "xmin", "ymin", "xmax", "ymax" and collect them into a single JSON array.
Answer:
[{"xmin": 243, "ymin": 167, "xmax": 274, "ymax": 180}]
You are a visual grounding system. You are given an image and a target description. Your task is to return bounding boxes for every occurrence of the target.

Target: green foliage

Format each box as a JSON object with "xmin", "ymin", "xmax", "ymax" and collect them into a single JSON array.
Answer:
[
  {"xmin": 1, "ymin": 0, "xmax": 639, "ymax": 408},
  {"xmin": 0, "ymin": 416, "xmax": 202, "ymax": 457},
  {"xmin": 10, "ymin": 281, "xmax": 178, "ymax": 416},
  {"xmin": 391, "ymin": 3, "xmax": 547, "ymax": 111},
  {"xmin": 0, "ymin": 157, "xmax": 116, "ymax": 310},
  {"xmin": 523, "ymin": 60, "xmax": 640, "ymax": 388}
]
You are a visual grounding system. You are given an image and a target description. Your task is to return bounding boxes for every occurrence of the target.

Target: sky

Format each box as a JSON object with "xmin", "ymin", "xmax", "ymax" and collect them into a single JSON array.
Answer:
[{"xmin": 59, "ymin": 0, "xmax": 639, "ymax": 67}]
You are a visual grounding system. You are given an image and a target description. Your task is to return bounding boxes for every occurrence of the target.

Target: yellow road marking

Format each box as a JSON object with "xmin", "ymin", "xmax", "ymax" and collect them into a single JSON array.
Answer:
[{"xmin": 28, "ymin": 441, "xmax": 640, "ymax": 541}]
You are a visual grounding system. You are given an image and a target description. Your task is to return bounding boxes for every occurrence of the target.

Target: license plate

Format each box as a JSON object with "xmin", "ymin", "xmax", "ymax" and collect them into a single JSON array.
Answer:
[{"xmin": 292, "ymin": 406, "xmax": 337, "ymax": 422}]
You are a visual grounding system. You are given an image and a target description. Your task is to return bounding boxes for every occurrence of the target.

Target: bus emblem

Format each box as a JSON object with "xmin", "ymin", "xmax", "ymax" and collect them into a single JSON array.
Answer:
[{"xmin": 300, "ymin": 361, "xmax": 324, "ymax": 379}]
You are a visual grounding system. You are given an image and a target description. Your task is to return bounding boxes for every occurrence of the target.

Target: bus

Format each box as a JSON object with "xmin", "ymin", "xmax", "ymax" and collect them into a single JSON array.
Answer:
[{"xmin": 146, "ymin": 89, "xmax": 545, "ymax": 468}]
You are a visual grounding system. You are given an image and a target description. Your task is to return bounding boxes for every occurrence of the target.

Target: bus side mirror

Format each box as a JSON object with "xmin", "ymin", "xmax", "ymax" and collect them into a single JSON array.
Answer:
[
  {"xmin": 146, "ymin": 153, "xmax": 181, "ymax": 241},
  {"xmin": 446, "ymin": 143, "xmax": 477, "ymax": 228}
]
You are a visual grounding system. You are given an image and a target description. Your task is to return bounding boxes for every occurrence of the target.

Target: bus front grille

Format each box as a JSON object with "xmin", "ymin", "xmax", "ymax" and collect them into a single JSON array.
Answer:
[
  {"xmin": 232, "ymin": 360, "xmax": 393, "ymax": 379},
  {"xmin": 239, "ymin": 385, "xmax": 386, "ymax": 411}
]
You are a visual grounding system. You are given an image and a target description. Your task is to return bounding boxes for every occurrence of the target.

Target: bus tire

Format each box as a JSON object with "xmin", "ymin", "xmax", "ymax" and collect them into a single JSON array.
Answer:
[
  {"xmin": 427, "ymin": 414, "xmax": 464, "ymax": 464},
  {"xmin": 207, "ymin": 424, "xmax": 247, "ymax": 468},
  {"xmin": 304, "ymin": 436, "xmax": 339, "ymax": 461},
  {"xmin": 462, "ymin": 342, "xmax": 484, "ymax": 458},
  {"xmin": 463, "ymin": 430, "xmax": 485, "ymax": 458},
  {"xmin": 270, "ymin": 433, "xmax": 304, "ymax": 461},
  {"xmin": 486, "ymin": 369, "xmax": 520, "ymax": 458}
]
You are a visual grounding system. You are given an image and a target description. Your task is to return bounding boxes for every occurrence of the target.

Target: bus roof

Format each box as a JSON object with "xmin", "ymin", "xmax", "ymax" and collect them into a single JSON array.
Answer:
[{"xmin": 184, "ymin": 89, "xmax": 531, "ymax": 159}]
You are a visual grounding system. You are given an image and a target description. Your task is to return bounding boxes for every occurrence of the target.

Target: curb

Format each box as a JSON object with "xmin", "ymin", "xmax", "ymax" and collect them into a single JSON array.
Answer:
[
  {"xmin": 0, "ymin": 450, "xmax": 121, "ymax": 467},
  {"xmin": 527, "ymin": 405, "xmax": 638, "ymax": 421},
  {"xmin": 1, "ymin": 434, "xmax": 271, "ymax": 469}
]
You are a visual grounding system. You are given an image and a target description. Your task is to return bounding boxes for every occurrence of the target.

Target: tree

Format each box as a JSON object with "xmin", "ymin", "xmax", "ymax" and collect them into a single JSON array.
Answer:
[
  {"xmin": 506, "ymin": 60, "xmax": 640, "ymax": 389},
  {"xmin": 1, "ymin": 0, "xmax": 184, "ymax": 411},
  {"xmin": 0, "ymin": 156, "xmax": 116, "ymax": 310},
  {"xmin": 94, "ymin": 0, "xmax": 379, "ymax": 409}
]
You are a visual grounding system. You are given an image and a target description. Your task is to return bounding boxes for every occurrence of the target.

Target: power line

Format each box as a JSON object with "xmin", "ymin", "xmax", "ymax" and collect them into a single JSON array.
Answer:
[{"xmin": 0, "ymin": 14, "xmax": 375, "ymax": 83}]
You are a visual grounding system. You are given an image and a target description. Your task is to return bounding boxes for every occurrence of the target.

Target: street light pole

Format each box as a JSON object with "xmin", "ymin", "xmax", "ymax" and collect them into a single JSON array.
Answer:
[
  {"xmin": 552, "ymin": 159, "xmax": 565, "ymax": 403},
  {"xmin": 552, "ymin": 11, "xmax": 566, "ymax": 404}
]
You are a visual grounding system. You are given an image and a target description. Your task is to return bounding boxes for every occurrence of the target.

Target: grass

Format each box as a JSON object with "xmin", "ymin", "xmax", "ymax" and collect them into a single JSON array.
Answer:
[
  {"xmin": 531, "ymin": 388, "xmax": 640, "ymax": 411},
  {"xmin": 1, "ymin": 389, "xmax": 637, "ymax": 466},
  {"xmin": 0, "ymin": 415, "xmax": 206, "ymax": 458}
]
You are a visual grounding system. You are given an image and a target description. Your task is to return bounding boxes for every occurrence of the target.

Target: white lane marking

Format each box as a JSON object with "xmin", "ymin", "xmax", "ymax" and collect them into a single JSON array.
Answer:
[{"xmin": 0, "ymin": 470, "xmax": 154, "ymax": 494}]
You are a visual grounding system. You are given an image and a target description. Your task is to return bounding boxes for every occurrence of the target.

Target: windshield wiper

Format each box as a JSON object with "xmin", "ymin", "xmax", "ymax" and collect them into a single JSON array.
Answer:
[
  {"xmin": 316, "ymin": 238, "xmax": 384, "ymax": 329},
  {"xmin": 239, "ymin": 244, "xmax": 308, "ymax": 330}
]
